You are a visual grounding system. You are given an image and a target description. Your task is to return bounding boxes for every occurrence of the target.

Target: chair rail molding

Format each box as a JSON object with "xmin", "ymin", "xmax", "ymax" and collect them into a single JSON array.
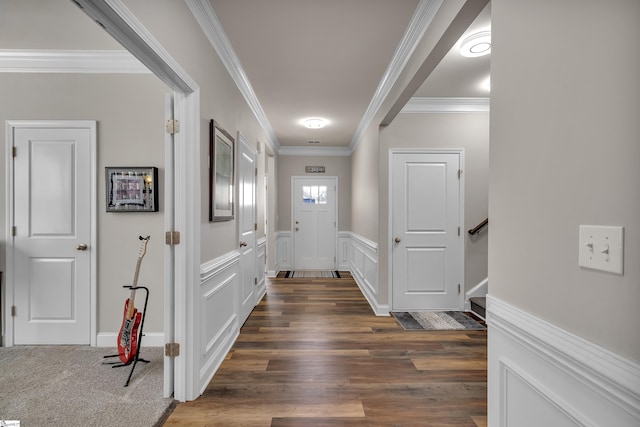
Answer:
[{"xmin": 487, "ymin": 295, "xmax": 640, "ymax": 426}]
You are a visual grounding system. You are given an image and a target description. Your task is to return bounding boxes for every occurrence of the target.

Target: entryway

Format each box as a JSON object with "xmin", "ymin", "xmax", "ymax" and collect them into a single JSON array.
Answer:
[{"xmin": 292, "ymin": 177, "xmax": 337, "ymax": 270}]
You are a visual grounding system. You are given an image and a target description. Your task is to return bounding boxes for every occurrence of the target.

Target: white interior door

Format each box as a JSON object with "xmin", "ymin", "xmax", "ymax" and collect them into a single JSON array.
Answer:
[
  {"xmin": 292, "ymin": 177, "xmax": 337, "ymax": 270},
  {"xmin": 237, "ymin": 133, "xmax": 257, "ymax": 325},
  {"xmin": 9, "ymin": 121, "xmax": 95, "ymax": 345},
  {"xmin": 391, "ymin": 151, "xmax": 462, "ymax": 311}
]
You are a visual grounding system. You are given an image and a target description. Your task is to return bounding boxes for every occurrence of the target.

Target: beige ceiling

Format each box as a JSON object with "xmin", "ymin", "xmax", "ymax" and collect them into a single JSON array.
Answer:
[{"xmin": 210, "ymin": 0, "xmax": 491, "ymax": 149}]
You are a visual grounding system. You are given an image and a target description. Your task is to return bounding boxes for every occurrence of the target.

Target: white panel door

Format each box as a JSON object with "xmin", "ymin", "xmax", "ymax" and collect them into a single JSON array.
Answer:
[
  {"xmin": 391, "ymin": 152, "xmax": 462, "ymax": 310},
  {"xmin": 12, "ymin": 123, "xmax": 94, "ymax": 344},
  {"xmin": 237, "ymin": 133, "xmax": 257, "ymax": 326},
  {"xmin": 293, "ymin": 177, "xmax": 337, "ymax": 270}
]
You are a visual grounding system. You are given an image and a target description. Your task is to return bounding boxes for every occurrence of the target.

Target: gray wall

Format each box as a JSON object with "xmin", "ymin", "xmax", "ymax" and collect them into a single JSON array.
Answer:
[
  {"xmin": 490, "ymin": 0, "xmax": 640, "ymax": 362},
  {"xmin": 380, "ymin": 112, "xmax": 489, "ymax": 298},
  {"xmin": 0, "ymin": 73, "xmax": 168, "ymax": 334}
]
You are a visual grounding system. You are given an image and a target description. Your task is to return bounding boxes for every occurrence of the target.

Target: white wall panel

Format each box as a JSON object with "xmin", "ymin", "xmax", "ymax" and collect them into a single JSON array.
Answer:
[{"xmin": 488, "ymin": 296, "xmax": 640, "ymax": 427}]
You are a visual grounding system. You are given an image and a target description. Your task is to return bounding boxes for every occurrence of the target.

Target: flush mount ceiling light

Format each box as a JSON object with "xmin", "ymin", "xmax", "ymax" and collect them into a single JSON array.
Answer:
[
  {"xmin": 459, "ymin": 31, "xmax": 491, "ymax": 57},
  {"xmin": 303, "ymin": 117, "xmax": 328, "ymax": 129}
]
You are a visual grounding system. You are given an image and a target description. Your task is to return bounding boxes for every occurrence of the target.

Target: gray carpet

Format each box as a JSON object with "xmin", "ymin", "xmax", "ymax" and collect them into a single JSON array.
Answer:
[
  {"xmin": 392, "ymin": 311, "xmax": 486, "ymax": 331},
  {"xmin": 0, "ymin": 346, "xmax": 174, "ymax": 427}
]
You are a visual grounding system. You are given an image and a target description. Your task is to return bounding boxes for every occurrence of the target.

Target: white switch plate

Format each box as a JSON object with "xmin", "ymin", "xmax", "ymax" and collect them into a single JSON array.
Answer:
[{"xmin": 578, "ymin": 225, "xmax": 624, "ymax": 274}]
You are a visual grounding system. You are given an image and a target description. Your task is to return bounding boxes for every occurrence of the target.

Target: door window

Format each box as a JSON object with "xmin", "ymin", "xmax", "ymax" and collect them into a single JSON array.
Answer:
[{"xmin": 302, "ymin": 185, "xmax": 327, "ymax": 204}]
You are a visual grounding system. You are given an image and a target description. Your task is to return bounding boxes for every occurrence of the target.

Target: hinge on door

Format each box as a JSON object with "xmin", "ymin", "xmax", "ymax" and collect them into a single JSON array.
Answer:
[
  {"xmin": 166, "ymin": 119, "xmax": 180, "ymax": 134},
  {"xmin": 458, "ymin": 169, "xmax": 463, "ymax": 179},
  {"xmin": 12, "ymin": 226, "xmax": 16, "ymax": 236},
  {"xmin": 458, "ymin": 284, "xmax": 461, "ymax": 295},
  {"xmin": 255, "ymin": 167, "xmax": 258, "ymax": 177},
  {"xmin": 165, "ymin": 342, "xmax": 180, "ymax": 357},
  {"xmin": 254, "ymin": 277, "xmax": 258, "ymax": 285},
  {"xmin": 458, "ymin": 227, "xmax": 461, "ymax": 236},
  {"xmin": 11, "ymin": 306, "xmax": 16, "ymax": 316},
  {"xmin": 165, "ymin": 231, "xmax": 180, "ymax": 245},
  {"xmin": 12, "ymin": 147, "xmax": 17, "ymax": 157}
]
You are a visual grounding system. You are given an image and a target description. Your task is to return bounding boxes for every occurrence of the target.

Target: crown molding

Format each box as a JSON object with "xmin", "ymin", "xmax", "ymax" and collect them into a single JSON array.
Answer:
[
  {"xmin": 401, "ymin": 97, "xmax": 490, "ymax": 113},
  {"xmin": 186, "ymin": 0, "xmax": 280, "ymax": 153},
  {"xmin": 349, "ymin": 0, "xmax": 444, "ymax": 152},
  {"xmin": 0, "ymin": 49, "xmax": 150, "ymax": 73},
  {"xmin": 278, "ymin": 145, "xmax": 351, "ymax": 157}
]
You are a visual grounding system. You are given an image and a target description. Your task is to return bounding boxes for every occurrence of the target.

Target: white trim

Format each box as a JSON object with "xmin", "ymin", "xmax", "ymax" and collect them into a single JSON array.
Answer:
[
  {"xmin": 487, "ymin": 296, "xmax": 640, "ymax": 426},
  {"xmin": 74, "ymin": 0, "xmax": 197, "ymax": 92},
  {"xmin": 279, "ymin": 145, "xmax": 351, "ymax": 157},
  {"xmin": 185, "ymin": 0, "xmax": 279, "ymax": 153},
  {"xmin": 387, "ymin": 148, "xmax": 465, "ymax": 312},
  {"xmin": 97, "ymin": 332, "xmax": 165, "ymax": 347},
  {"xmin": 464, "ymin": 277, "xmax": 488, "ymax": 311},
  {"xmin": 0, "ymin": 49, "xmax": 150, "ymax": 73},
  {"xmin": 401, "ymin": 97, "xmax": 490, "ymax": 113},
  {"xmin": 4, "ymin": 120, "xmax": 97, "ymax": 347},
  {"xmin": 349, "ymin": 0, "xmax": 444, "ymax": 152}
]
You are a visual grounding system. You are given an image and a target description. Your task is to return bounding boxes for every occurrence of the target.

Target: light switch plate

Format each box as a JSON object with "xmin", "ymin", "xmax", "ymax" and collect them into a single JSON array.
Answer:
[{"xmin": 578, "ymin": 225, "xmax": 624, "ymax": 274}]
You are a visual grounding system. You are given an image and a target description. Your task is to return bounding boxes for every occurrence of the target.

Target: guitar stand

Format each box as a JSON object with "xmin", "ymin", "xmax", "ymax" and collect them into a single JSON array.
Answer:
[{"xmin": 103, "ymin": 285, "xmax": 150, "ymax": 387}]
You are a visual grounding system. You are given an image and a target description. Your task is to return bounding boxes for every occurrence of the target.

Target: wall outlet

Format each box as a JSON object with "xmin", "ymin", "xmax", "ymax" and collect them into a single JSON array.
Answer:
[{"xmin": 578, "ymin": 225, "xmax": 624, "ymax": 275}]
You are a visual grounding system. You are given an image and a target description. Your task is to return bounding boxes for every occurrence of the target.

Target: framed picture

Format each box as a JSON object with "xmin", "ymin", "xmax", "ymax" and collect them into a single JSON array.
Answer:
[
  {"xmin": 106, "ymin": 167, "xmax": 158, "ymax": 212},
  {"xmin": 209, "ymin": 120, "xmax": 235, "ymax": 221}
]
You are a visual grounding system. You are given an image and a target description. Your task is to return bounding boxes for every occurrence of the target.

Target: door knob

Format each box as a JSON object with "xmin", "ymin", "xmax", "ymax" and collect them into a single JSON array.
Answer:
[
  {"xmin": 240, "ymin": 241, "xmax": 248, "ymax": 247},
  {"xmin": 394, "ymin": 237, "xmax": 401, "ymax": 244},
  {"xmin": 77, "ymin": 243, "xmax": 88, "ymax": 251}
]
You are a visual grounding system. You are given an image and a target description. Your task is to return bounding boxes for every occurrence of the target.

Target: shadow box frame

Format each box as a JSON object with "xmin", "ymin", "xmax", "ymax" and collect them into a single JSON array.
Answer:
[{"xmin": 106, "ymin": 166, "xmax": 158, "ymax": 212}]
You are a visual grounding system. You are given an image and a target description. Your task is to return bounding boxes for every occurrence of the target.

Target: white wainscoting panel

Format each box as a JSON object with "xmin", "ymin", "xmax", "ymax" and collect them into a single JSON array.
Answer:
[
  {"xmin": 349, "ymin": 233, "xmax": 386, "ymax": 315},
  {"xmin": 487, "ymin": 295, "xmax": 640, "ymax": 427},
  {"xmin": 274, "ymin": 231, "xmax": 291, "ymax": 274},
  {"xmin": 198, "ymin": 252, "xmax": 240, "ymax": 394},
  {"xmin": 338, "ymin": 231, "xmax": 350, "ymax": 271},
  {"xmin": 256, "ymin": 237, "xmax": 267, "ymax": 303}
]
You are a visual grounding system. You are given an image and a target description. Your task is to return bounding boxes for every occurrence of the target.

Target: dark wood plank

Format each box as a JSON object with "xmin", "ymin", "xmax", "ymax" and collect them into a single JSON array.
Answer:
[{"xmin": 163, "ymin": 274, "xmax": 487, "ymax": 426}]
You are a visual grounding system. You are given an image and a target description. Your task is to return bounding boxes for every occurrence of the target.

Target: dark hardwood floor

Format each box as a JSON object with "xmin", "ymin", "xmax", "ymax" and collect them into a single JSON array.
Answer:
[{"xmin": 163, "ymin": 273, "xmax": 487, "ymax": 426}]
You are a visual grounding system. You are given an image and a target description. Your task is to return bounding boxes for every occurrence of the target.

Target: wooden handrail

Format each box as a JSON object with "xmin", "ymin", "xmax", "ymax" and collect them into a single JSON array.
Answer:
[{"xmin": 468, "ymin": 218, "xmax": 488, "ymax": 235}]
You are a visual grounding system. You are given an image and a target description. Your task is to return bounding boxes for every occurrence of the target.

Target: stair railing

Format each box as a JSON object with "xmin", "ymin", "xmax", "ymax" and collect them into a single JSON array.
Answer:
[{"xmin": 468, "ymin": 217, "xmax": 488, "ymax": 235}]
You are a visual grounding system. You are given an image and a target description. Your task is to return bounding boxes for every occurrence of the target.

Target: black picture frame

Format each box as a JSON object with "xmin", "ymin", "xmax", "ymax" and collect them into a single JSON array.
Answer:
[
  {"xmin": 209, "ymin": 120, "xmax": 235, "ymax": 222},
  {"xmin": 106, "ymin": 166, "xmax": 158, "ymax": 212}
]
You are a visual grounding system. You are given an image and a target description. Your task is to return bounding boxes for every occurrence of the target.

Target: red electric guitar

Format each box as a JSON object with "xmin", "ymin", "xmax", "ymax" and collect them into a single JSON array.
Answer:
[{"xmin": 117, "ymin": 235, "xmax": 150, "ymax": 364}]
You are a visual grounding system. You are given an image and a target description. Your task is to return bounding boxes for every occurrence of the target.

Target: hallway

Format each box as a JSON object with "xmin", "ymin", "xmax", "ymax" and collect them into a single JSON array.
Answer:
[{"xmin": 164, "ymin": 274, "xmax": 487, "ymax": 426}]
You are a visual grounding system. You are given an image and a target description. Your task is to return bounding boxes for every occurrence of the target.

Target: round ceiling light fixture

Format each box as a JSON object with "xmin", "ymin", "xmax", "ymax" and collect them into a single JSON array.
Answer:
[
  {"xmin": 303, "ymin": 117, "xmax": 328, "ymax": 129},
  {"xmin": 459, "ymin": 31, "xmax": 491, "ymax": 57}
]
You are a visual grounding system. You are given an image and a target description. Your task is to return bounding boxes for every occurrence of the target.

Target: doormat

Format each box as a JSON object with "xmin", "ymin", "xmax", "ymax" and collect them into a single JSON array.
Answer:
[
  {"xmin": 391, "ymin": 311, "xmax": 486, "ymax": 331},
  {"xmin": 284, "ymin": 271, "xmax": 341, "ymax": 278}
]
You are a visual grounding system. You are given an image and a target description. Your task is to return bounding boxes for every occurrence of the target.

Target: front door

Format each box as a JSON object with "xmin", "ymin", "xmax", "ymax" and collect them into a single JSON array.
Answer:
[
  {"xmin": 9, "ymin": 121, "xmax": 95, "ymax": 345},
  {"xmin": 237, "ymin": 133, "xmax": 257, "ymax": 325},
  {"xmin": 391, "ymin": 151, "xmax": 462, "ymax": 311},
  {"xmin": 292, "ymin": 177, "xmax": 337, "ymax": 270}
]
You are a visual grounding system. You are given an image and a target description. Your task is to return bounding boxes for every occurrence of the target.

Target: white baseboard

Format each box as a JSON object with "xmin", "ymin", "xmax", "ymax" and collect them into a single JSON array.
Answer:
[
  {"xmin": 487, "ymin": 295, "xmax": 640, "ymax": 426},
  {"xmin": 96, "ymin": 332, "xmax": 164, "ymax": 347}
]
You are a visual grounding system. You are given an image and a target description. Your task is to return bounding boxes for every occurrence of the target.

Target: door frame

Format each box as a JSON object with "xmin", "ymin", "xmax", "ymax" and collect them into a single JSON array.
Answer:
[
  {"xmin": 73, "ymin": 0, "xmax": 201, "ymax": 401},
  {"xmin": 291, "ymin": 176, "xmax": 338, "ymax": 270},
  {"xmin": 387, "ymin": 148, "xmax": 465, "ymax": 311},
  {"xmin": 4, "ymin": 120, "xmax": 98, "ymax": 347}
]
